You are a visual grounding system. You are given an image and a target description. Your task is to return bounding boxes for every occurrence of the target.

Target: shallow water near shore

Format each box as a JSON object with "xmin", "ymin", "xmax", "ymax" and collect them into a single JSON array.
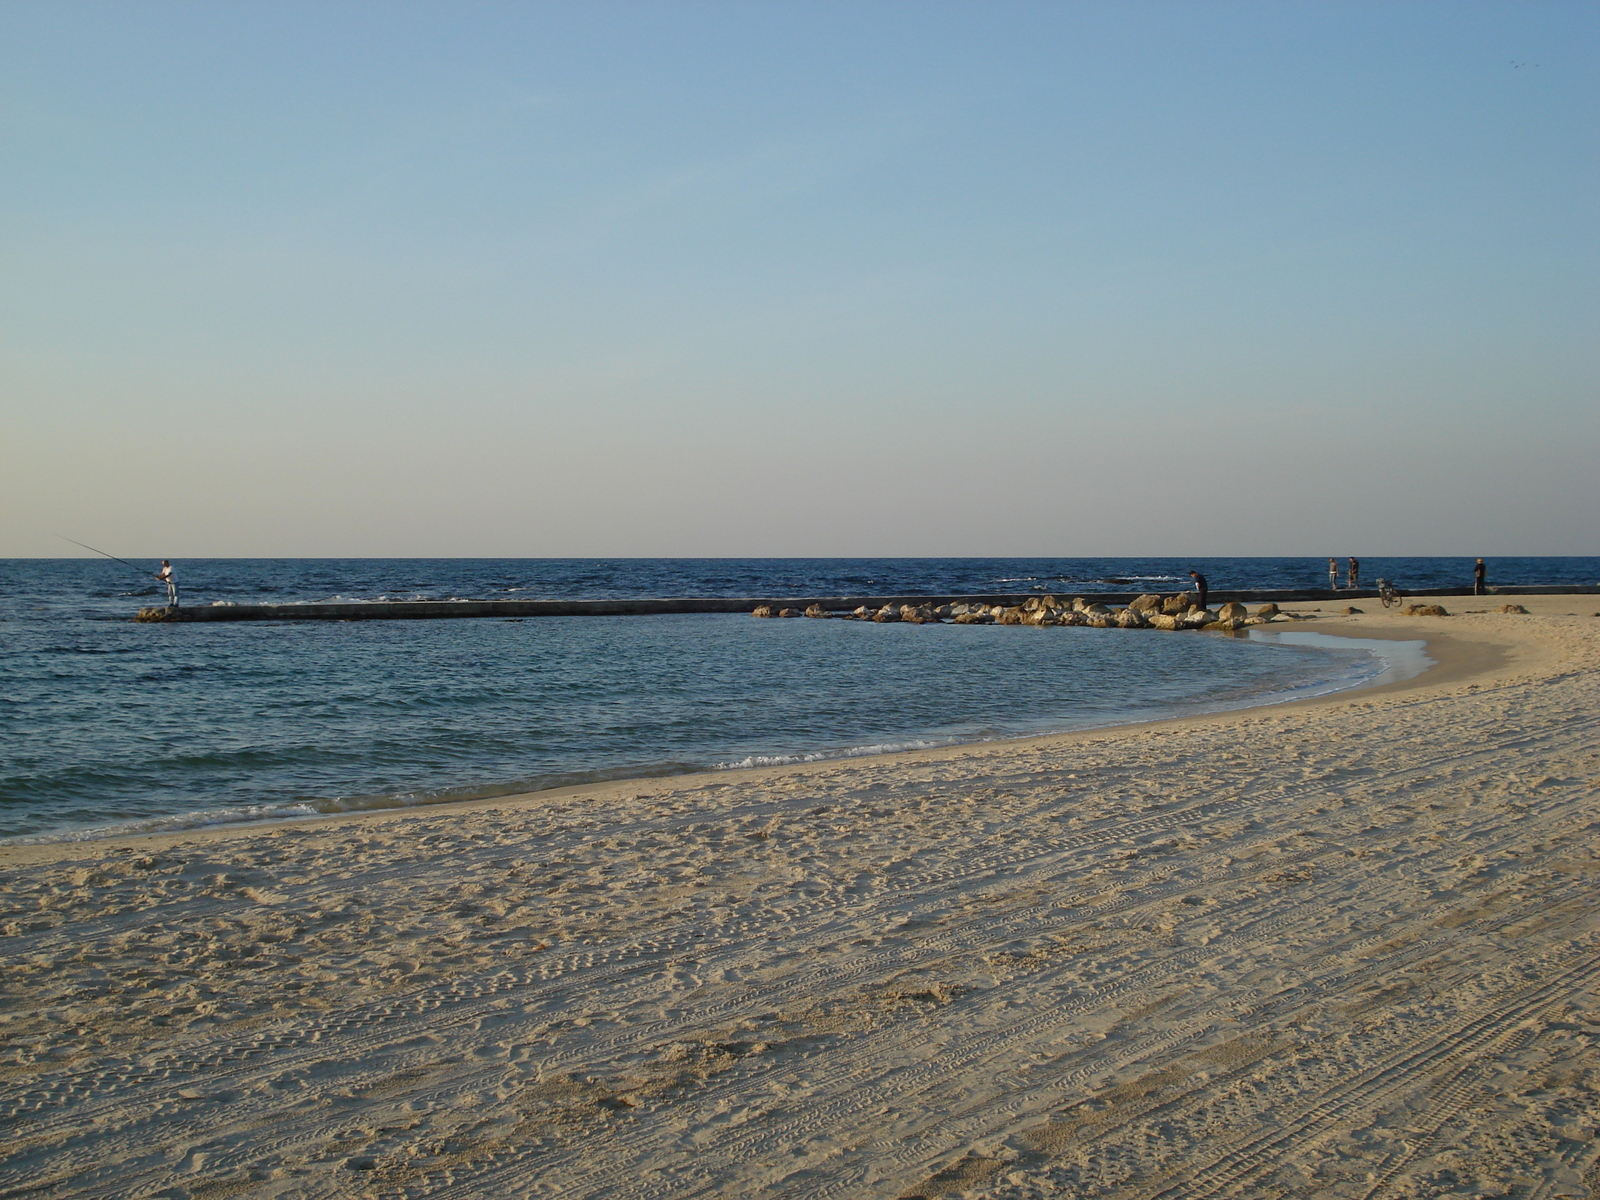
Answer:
[
  {"xmin": 0, "ymin": 554, "xmax": 1574, "ymax": 843},
  {"xmin": 1, "ymin": 616, "xmax": 1405, "ymax": 845}
]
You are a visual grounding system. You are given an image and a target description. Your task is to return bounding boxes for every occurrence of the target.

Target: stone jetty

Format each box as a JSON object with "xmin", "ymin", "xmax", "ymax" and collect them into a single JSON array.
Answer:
[{"xmin": 752, "ymin": 592, "xmax": 1287, "ymax": 633}]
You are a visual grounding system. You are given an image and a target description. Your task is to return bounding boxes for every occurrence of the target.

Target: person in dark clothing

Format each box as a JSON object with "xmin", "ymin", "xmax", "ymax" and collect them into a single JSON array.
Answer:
[
  {"xmin": 1347, "ymin": 557, "xmax": 1360, "ymax": 590},
  {"xmin": 1474, "ymin": 558, "xmax": 1486, "ymax": 595},
  {"xmin": 1188, "ymin": 569, "xmax": 1208, "ymax": 611}
]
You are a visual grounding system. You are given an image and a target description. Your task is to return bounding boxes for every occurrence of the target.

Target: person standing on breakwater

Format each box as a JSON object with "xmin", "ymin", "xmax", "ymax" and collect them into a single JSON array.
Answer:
[
  {"xmin": 1189, "ymin": 569, "xmax": 1208, "ymax": 611},
  {"xmin": 1348, "ymin": 557, "xmax": 1360, "ymax": 590},
  {"xmin": 1328, "ymin": 558, "xmax": 1339, "ymax": 590},
  {"xmin": 1474, "ymin": 558, "xmax": 1487, "ymax": 595},
  {"xmin": 157, "ymin": 560, "xmax": 178, "ymax": 607}
]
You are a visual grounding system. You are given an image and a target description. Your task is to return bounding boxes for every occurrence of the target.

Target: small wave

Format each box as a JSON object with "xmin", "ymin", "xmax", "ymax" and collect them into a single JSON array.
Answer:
[
  {"xmin": 41, "ymin": 643, "xmax": 143, "ymax": 655},
  {"xmin": 0, "ymin": 761, "xmax": 710, "ymax": 847},
  {"xmin": 0, "ymin": 800, "xmax": 325, "ymax": 846},
  {"xmin": 714, "ymin": 738, "xmax": 952, "ymax": 770}
]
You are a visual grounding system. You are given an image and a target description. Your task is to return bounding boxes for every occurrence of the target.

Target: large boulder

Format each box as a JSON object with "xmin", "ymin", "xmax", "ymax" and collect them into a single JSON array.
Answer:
[
  {"xmin": 751, "ymin": 606, "xmax": 775, "ymax": 618},
  {"xmin": 873, "ymin": 605, "xmax": 901, "ymax": 622},
  {"xmin": 1217, "ymin": 601, "xmax": 1249, "ymax": 622},
  {"xmin": 1130, "ymin": 593, "xmax": 1164, "ymax": 614},
  {"xmin": 1202, "ymin": 619, "xmax": 1247, "ymax": 633},
  {"xmin": 997, "ymin": 607, "xmax": 1024, "ymax": 625},
  {"xmin": 851, "ymin": 606, "xmax": 872, "ymax": 620},
  {"xmin": 1499, "ymin": 603, "xmax": 1529, "ymax": 614},
  {"xmin": 804, "ymin": 603, "xmax": 830, "ymax": 619},
  {"xmin": 1115, "ymin": 606, "xmax": 1147, "ymax": 628},
  {"xmin": 1162, "ymin": 593, "xmax": 1194, "ymax": 615},
  {"xmin": 1148, "ymin": 612, "xmax": 1181, "ymax": 630},
  {"xmin": 1253, "ymin": 603, "xmax": 1280, "ymax": 619},
  {"xmin": 778, "ymin": 608, "xmax": 802, "ymax": 618},
  {"xmin": 1404, "ymin": 603, "xmax": 1450, "ymax": 617},
  {"xmin": 952, "ymin": 610, "xmax": 991, "ymax": 624},
  {"xmin": 1180, "ymin": 608, "xmax": 1216, "ymax": 628}
]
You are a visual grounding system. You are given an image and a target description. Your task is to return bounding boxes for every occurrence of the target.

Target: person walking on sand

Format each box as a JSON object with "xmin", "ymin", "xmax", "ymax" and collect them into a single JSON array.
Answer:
[
  {"xmin": 157, "ymin": 560, "xmax": 178, "ymax": 607},
  {"xmin": 1474, "ymin": 557, "xmax": 1486, "ymax": 595},
  {"xmin": 1188, "ymin": 569, "xmax": 1209, "ymax": 611},
  {"xmin": 1328, "ymin": 558, "xmax": 1339, "ymax": 590},
  {"xmin": 1347, "ymin": 557, "xmax": 1360, "ymax": 591}
]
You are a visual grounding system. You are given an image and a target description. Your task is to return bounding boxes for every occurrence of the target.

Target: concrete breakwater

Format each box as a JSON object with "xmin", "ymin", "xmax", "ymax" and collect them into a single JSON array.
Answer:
[
  {"xmin": 132, "ymin": 584, "xmax": 1591, "ymax": 624},
  {"xmin": 137, "ymin": 591, "xmax": 1290, "ymax": 624}
]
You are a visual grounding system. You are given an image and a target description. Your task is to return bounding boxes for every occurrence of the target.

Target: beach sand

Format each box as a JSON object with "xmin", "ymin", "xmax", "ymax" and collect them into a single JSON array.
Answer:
[{"xmin": 3, "ymin": 595, "xmax": 1598, "ymax": 1199}]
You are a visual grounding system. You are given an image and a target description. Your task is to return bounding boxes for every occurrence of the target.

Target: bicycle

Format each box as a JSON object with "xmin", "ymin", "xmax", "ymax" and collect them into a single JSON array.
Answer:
[{"xmin": 1377, "ymin": 578, "xmax": 1403, "ymax": 608}]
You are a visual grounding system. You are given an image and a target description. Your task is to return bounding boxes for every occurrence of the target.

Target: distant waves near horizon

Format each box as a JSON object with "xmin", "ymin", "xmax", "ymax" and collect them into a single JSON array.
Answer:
[{"xmin": 7, "ymin": 556, "xmax": 1595, "ymax": 614}]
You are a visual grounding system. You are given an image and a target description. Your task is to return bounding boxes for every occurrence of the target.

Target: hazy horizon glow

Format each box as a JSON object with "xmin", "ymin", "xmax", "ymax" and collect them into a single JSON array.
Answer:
[{"xmin": 3, "ymin": 1, "xmax": 1595, "ymax": 557}]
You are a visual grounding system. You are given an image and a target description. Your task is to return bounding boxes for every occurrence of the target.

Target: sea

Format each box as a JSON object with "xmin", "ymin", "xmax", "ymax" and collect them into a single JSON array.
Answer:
[{"xmin": 3, "ymin": 556, "xmax": 1595, "ymax": 845}]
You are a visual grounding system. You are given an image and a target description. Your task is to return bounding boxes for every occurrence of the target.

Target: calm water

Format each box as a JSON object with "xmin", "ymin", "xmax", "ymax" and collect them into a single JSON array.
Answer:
[{"xmin": 2, "ymin": 557, "xmax": 1591, "ymax": 843}]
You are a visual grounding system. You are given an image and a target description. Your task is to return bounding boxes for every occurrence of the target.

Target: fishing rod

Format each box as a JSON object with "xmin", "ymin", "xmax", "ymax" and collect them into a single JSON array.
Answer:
[{"xmin": 55, "ymin": 535, "xmax": 161, "ymax": 579}]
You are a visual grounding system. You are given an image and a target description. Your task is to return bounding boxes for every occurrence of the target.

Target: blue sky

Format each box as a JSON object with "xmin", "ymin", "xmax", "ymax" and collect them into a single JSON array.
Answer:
[{"xmin": 3, "ymin": 1, "xmax": 1595, "ymax": 556}]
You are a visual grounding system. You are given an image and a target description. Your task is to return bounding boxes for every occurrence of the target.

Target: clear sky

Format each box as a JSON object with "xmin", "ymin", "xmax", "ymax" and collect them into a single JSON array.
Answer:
[{"xmin": 3, "ymin": 1, "xmax": 1595, "ymax": 557}]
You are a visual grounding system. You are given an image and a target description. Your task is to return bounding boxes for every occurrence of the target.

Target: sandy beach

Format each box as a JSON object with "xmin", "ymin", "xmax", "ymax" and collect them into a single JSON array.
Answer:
[{"xmin": 3, "ymin": 594, "xmax": 1598, "ymax": 1199}]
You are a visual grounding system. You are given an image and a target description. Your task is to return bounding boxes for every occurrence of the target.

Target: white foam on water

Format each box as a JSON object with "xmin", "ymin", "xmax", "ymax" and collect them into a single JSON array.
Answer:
[
  {"xmin": 715, "ymin": 738, "xmax": 952, "ymax": 770},
  {"xmin": 0, "ymin": 801, "xmax": 325, "ymax": 846}
]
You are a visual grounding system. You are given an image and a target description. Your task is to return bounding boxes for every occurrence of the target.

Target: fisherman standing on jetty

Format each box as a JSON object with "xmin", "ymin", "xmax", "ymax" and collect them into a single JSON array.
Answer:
[
  {"xmin": 1188, "ymin": 569, "xmax": 1209, "ymax": 611},
  {"xmin": 1348, "ymin": 557, "xmax": 1360, "ymax": 590},
  {"xmin": 1474, "ymin": 557, "xmax": 1487, "ymax": 595},
  {"xmin": 157, "ymin": 560, "xmax": 178, "ymax": 607}
]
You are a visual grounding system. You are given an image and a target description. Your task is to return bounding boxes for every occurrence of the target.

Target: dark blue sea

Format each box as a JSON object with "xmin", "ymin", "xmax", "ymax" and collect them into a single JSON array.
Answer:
[{"xmin": 2, "ymin": 557, "xmax": 1593, "ymax": 843}]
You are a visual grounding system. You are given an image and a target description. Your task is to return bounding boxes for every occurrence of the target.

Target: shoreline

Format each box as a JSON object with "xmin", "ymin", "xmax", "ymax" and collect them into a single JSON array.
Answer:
[
  {"xmin": 3, "ymin": 594, "xmax": 1597, "ymax": 1198},
  {"xmin": 6, "ymin": 613, "xmax": 1440, "ymax": 856}
]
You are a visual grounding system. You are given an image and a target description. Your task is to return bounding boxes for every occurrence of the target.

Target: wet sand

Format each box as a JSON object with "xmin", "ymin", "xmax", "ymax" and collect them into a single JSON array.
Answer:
[{"xmin": 3, "ymin": 595, "xmax": 1598, "ymax": 1198}]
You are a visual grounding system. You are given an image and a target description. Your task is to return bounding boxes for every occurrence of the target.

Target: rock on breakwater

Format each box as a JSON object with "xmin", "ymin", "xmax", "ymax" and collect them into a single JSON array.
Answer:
[{"xmin": 752, "ymin": 592, "xmax": 1298, "ymax": 633}]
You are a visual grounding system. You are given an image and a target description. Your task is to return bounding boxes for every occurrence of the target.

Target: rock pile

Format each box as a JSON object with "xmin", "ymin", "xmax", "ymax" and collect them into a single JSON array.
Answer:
[
  {"xmin": 1404, "ymin": 603, "xmax": 1451, "ymax": 617},
  {"xmin": 752, "ymin": 594, "xmax": 1296, "ymax": 633}
]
